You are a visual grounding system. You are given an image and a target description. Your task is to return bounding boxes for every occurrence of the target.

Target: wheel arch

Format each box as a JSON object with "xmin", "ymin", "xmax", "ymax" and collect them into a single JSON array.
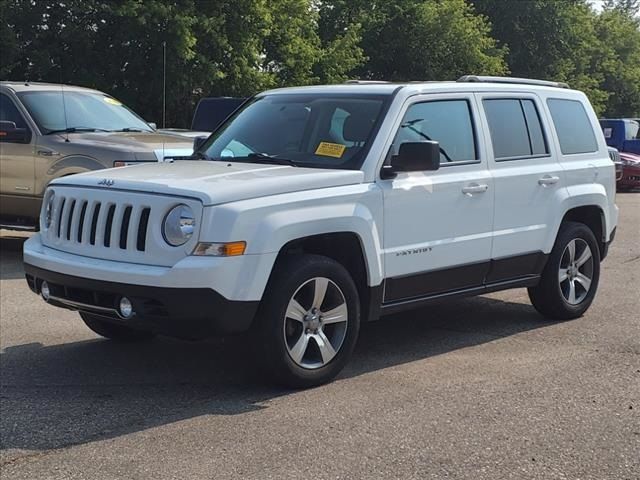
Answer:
[
  {"xmin": 271, "ymin": 231, "xmax": 379, "ymax": 322},
  {"xmin": 559, "ymin": 205, "xmax": 606, "ymax": 259}
]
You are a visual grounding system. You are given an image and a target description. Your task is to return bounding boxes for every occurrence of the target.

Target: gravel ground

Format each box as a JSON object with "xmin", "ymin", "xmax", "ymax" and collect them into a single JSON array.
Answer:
[{"xmin": 0, "ymin": 193, "xmax": 638, "ymax": 480}]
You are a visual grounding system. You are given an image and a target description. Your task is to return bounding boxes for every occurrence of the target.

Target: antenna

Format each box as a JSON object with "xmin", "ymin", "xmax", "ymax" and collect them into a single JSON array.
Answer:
[
  {"xmin": 162, "ymin": 41, "xmax": 167, "ymax": 129},
  {"xmin": 60, "ymin": 83, "xmax": 70, "ymax": 143},
  {"xmin": 161, "ymin": 41, "xmax": 167, "ymax": 162}
]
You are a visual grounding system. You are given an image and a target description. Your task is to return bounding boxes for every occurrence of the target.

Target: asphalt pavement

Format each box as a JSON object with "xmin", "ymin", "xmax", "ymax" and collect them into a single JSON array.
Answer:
[{"xmin": 0, "ymin": 194, "xmax": 638, "ymax": 479}]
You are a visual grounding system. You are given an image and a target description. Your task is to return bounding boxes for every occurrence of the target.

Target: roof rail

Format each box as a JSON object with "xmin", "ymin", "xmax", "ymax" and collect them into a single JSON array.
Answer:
[
  {"xmin": 344, "ymin": 80, "xmax": 391, "ymax": 85},
  {"xmin": 457, "ymin": 75, "xmax": 569, "ymax": 89}
]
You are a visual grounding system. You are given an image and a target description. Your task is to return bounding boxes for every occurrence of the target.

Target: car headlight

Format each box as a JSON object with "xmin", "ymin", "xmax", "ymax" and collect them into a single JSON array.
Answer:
[
  {"xmin": 162, "ymin": 204, "xmax": 195, "ymax": 246},
  {"xmin": 43, "ymin": 192, "xmax": 55, "ymax": 230}
]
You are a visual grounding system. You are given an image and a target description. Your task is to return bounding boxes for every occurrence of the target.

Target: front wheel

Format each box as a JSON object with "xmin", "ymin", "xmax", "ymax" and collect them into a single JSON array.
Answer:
[
  {"xmin": 255, "ymin": 255, "xmax": 360, "ymax": 388},
  {"xmin": 528, "ymin": 221, "xmax": 601, "ymax": 320}
]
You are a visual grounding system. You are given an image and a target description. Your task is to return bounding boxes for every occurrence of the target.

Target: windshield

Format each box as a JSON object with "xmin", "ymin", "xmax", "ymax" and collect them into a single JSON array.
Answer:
[
  {"xmin": 201, "ymin": 93, "xmax": 389, "ymax": 169},
  {"xmin": 17, "ymin": 90, "xmax": 153, "ymax": 134}
]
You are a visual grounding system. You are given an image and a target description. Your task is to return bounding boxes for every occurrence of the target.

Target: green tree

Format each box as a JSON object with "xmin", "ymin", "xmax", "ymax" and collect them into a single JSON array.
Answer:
[
  {"xmin": 472, "ymin": 0, "xmax": 609, "ymax": 113},
  {"xmin": 594, "ymin": 8, "xmax": 640, "ymax": 116},
  {"xmin": 319, "ymin": 0, "xmax": 507, "ymax": 81},
  {"xmin": 1, "ymin": 0, "xmax": 365, "ymax": 127},
  {"xmin": 603, "ymin": 0, "xmax": 640, "ymax": 16}
]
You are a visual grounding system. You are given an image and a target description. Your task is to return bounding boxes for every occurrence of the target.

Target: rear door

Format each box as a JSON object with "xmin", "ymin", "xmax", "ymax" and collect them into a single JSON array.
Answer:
[
  {"xmin": 476, "ymin": 93, "xmax": 564, "ymax": 281},
  {"xmin": 379, "ymin": 93, "xmax": 494, "ymax": 302}
]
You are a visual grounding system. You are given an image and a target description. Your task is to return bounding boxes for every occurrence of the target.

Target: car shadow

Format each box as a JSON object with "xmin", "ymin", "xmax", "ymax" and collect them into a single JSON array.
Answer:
[
  {"xmin": 0, "ymin": 235, "xmax": 28, "ymax": 281},
  {"xmin": 0, "ymin": 295, "xmax": 553, "ymax": 456}
]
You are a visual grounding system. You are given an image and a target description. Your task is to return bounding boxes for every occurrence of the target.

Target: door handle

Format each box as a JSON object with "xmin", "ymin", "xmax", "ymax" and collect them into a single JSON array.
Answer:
[
  {"xmin": 538, "ymin": 175, "xmax": 559, "ymax": 187},
  {"xmin": 462, "ymin": 183, "xmax": 489, "ymax": 196},
  {"xmin": 37, "ymin": 149, "xmax": 58, "ymax": 157}
]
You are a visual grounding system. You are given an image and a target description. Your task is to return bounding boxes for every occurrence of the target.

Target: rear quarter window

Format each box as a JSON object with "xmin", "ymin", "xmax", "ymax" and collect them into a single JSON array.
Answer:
[{"xmin": 547, "ymin": 99, "xmax": 598, "ymax": 155}]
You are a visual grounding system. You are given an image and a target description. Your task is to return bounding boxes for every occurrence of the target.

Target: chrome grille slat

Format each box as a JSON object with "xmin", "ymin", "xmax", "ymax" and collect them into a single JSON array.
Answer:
[
  {"xmin": 57, "ymin": 198, "xmax": 67, "ymax": 238},
  {"xmin": 89, "ymin": 202, "xmax": 104, "ymax": 245},
  {"xmin": 109, "ymin": 204, "xmax": 126, "ymax": 249},
  {"xmin": 52, "ymin": 195, "xmax": 65, "ymax": 237},
  {"xmin": 127, "ymin": 206, "xmax": 144, "ymax": 252},
  {"xmin": 81, "ymin": 201, "xmax": 98, "ymax": 245},
  {"xmin": 95, "ymin": 203, "xmax": 112, "ymax": 245},
  {"xmin": 67, "ymin": 198, "xmax": 82, "ymax": 242},
  {"xmin": 119, "ymin": 206, "xmax": 133, "ymax": 250}
]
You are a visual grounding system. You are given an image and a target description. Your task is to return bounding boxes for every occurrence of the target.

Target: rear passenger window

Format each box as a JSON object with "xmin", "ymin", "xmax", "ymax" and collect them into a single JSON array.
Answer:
[
  {"xmin": 393, "ymin": 100, "xmax": 477, "ymax": 164},
  {"xmin": 547, "ymin": 99, "xmax": 598, "ymax": 155},
  {"xmin": 483, "ymin": 99, "xmax": 548, "ymax": 160}
]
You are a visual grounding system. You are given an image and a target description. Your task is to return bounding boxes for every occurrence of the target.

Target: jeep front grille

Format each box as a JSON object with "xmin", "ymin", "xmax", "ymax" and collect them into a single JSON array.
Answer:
[
  {"xmin": 50, "ymin": 196, "xmax": 151, "ymax": 251},
  {"xmin": 41, "ymin": 186, "xmax": 202, "ymax": 267}
]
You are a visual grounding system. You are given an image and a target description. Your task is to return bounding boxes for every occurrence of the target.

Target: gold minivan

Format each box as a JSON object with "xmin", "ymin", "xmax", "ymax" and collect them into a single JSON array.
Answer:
[{"xmin": 0, "ymin": 81, "xmax": 196, "ymax": 230}]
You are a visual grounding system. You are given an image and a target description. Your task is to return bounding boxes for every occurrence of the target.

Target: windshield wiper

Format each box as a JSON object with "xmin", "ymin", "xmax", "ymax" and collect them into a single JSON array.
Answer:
[
  {"xmin": 242, "ymin": 152, "xmax": 298, "ymax": 167},
  {"xmin": 192, "ymin": 151, "xmax": 211, "ymax": 160},
  {"xmin": 112, "ymin": 127, "xmax": 144, "ymax": 132},
  {"xmin": 45, "ymin": 127, "xmax": 109, "ymax": 135}
]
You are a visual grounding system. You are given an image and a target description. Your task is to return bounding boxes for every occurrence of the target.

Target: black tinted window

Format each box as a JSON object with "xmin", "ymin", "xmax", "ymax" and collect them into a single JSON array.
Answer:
[
  {"xmin": 547, "ymin": 99, "xmax": 598, "ymax": 154},
  {"xmin": 393, "ymin": 100, "xmax": 476, "ymax": 163},
  {"xmin": 483, "ymin": 99, "xmax": 548, "ymax": 159},
  {"xmin": 0, "ymin": 94, "xmax": 28, "ymax": 129}
]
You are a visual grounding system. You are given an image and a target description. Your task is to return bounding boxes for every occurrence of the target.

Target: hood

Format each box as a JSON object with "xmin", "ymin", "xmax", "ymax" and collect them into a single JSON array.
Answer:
[
  {"xmin": 51, "ymin": 160, "xmax": 365, "ymax": 206},
  {"xmin": 621, "ymin": 152, "xmax": 640, "ymax": 164},
  {"xmin": 50, "ymin": 131, "xmax": 195, "ymax": 160}
]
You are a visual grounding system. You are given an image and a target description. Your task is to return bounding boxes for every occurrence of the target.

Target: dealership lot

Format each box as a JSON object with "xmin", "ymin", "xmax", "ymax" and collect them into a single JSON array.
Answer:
[{"xmin": 0, "ymin": 194, "xmax": 638, "ymax": 480}]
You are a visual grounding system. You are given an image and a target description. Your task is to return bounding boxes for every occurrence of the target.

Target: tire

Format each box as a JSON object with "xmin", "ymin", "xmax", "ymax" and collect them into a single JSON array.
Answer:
[
  {"xmin": 528, "ymin": 221, "xmax": 601, "ymax": 320},
  {"xmin": 254, "ymin": 254, "xmax": 361, "ymax": 388},
  {"xmin": 80, "ymin": 312, "xmax": 156, "ymax": 342}
]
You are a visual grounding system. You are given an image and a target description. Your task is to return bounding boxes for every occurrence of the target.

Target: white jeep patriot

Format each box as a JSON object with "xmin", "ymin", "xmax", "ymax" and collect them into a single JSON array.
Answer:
[{"xmin": 23, "ymin": 76, "xmax": 618, "ymax": 387}]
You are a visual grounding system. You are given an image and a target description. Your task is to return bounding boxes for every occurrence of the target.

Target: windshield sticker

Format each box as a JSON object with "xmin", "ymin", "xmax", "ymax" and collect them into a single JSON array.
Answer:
[
  {"xmin": 603, "ymin": 127, "xmax": 612, "ymax": 139},
  {"xmin": 315, "ymin": 142, "xmax": 346, "ymax": 158},
  {"xmin": 104, "ymin": 97, "xmax": 122, "ymax": 106}
]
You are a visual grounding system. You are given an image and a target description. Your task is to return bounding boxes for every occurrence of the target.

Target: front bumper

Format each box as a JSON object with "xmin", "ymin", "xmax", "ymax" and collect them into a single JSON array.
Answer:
[
  {"xmin": 618, "ymin": 165, "xmax": 640, "ymax": 189},
  {"xmin": 25, "ymin": 264, "xmax": 258, "ymax": 338}
]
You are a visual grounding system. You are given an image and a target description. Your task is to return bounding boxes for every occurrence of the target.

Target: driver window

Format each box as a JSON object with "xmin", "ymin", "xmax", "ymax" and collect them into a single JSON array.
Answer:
[
  {"xmin": 392, "ymin": 99, "xmax": 477, "ymax": 164},
  {"xmin": 0, "ymin": 94, "xmax": 29, "ymax": 130}
]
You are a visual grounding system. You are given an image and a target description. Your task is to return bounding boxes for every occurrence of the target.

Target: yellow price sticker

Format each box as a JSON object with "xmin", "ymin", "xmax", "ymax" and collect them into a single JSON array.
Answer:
[{"xmin": 315, "ymin": 142, "xmax": 346, "ymax": 158}]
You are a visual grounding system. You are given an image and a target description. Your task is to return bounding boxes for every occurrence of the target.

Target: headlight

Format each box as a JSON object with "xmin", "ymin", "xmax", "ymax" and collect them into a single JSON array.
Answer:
[
  {"xmin": 162, "ymin": 204, "xmax": 195, "ymax": 246},
  {"xmin": 43, "ymin": 193, "xmax": 55, "ymax": 230}
]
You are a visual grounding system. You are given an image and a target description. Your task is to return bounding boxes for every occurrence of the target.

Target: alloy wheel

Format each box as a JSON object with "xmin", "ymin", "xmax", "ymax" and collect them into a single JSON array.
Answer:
[
  {"xmin": 283, "ymin": 277, "xmax": 349, "ymax": 369},
  {"xmin": 558, "ymin": 238, "xmax": 594, "ymax": 305}
]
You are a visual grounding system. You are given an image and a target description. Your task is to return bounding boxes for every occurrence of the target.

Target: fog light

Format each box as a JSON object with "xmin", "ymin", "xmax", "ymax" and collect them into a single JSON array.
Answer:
[
  {"xmin": 41, "ymin": 281, "xmax": 50, "ymax": 301},
  {"xmin": 119, "ymin": 297, "xmax": 134, "ymax": 319}
]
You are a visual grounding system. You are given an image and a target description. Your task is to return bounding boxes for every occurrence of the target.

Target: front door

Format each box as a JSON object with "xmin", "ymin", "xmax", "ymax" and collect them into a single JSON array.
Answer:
[
  {"xmin": 379, "ymin": 94, "xmax": 494, "ymax": 302},
  {"xmin": 0, "ymin": 93, "xmax": 36, "ymax": 219}
]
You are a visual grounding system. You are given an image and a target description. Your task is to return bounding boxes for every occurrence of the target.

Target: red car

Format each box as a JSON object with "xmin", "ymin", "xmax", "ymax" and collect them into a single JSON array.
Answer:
[{"xmin": 618, "ymin": 151, "xmax": 640, "ymax": 190}]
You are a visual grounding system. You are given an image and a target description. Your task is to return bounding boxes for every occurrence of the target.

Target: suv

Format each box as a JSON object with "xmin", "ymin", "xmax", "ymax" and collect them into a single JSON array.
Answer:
[
  {"xmin": 0, "ymin": 81, "xmax": 195, "ymax": 230},
  {"xmin": 23, "ymin": 76, "xmax": 618, "ymax": 387}
]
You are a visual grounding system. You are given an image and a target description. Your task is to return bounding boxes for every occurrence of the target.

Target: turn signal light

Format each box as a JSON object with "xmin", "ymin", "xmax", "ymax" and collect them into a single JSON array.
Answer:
[{"xmin": 192, "ymin": 241, "xmax": 246, "ymax": 257}]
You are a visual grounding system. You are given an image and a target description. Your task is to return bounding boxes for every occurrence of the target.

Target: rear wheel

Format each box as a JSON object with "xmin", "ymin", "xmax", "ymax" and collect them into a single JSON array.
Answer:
[
  {"xmin": 80, "ymin": 312, "xmax": 156, "ymax": 342},
  {"xmin": 528, "ymin": 221, "xmax": 600, "ymax": 320},
  {"xmin": 255, "ymin": 255, "xmax": 360, "ymax": 388}
]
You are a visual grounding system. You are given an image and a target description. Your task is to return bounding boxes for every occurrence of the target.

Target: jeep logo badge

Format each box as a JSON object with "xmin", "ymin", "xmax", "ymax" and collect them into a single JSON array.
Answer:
[{"xmin": 97, "ymin": 179, "xmax": 115, "ymax": 186}]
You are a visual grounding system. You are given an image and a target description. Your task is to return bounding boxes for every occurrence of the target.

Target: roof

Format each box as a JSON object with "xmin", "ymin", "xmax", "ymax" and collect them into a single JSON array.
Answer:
[
  {"xmin": 261, "ymin": 76, "xmax": 580, "ymax": 97},
  {"xmin": 0, "ymin": 81, "xmax": 102, "ymax": 94}
]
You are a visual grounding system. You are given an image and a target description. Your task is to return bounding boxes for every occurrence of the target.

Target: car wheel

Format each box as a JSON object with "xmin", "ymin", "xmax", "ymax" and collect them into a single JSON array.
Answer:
[
  {"xmin": 80, "ymin": 312, "xmax": 156, "ymax": 342},
  {"xmin": 528, "ymin": 221, "xmax": 600, "ymax": 320},
  {"xmin": 255, "ymin": 254, "xmax": 360, "ymax": 388}
]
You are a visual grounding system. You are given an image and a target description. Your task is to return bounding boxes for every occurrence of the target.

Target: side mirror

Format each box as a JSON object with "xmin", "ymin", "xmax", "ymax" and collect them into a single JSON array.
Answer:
[
  {"xmin": 193, "ymin": 135, "xmax": 208, "ymax": 153},
  {"xmin": 147, "ymin": 122, "xmax": 157, "ymax": 130},
  {"xmin": 0, "ymin": 121, "xmax": 30, "ymax": 143},
  {"xmin": 381, "ymin": 141, "xmax": 440, "ymax": 178}
]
